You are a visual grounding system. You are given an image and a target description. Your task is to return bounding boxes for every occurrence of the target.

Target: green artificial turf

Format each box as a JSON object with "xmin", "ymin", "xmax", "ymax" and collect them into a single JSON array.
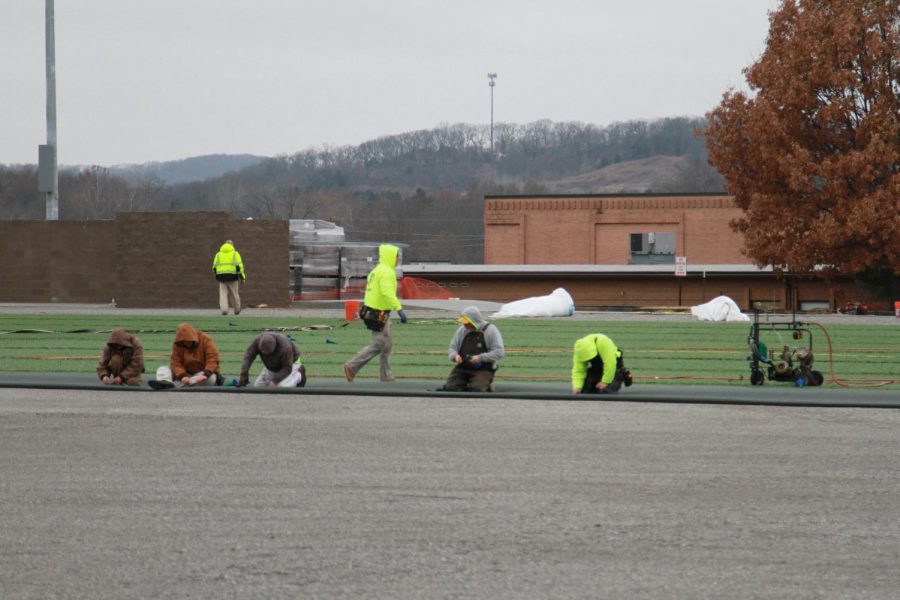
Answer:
[{"xmin": 0, "ymin": 314, "xmax": 898, "ymax": 389}]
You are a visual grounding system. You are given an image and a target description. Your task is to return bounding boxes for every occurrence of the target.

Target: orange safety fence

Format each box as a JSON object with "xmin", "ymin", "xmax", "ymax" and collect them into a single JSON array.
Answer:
[
  {"xmin": 399, "ymin": 276, "xmax": 455, "ymax": 300},
  {"xmin": 292, "ymin": 276, "xmax": 454, "ymax": 302}
]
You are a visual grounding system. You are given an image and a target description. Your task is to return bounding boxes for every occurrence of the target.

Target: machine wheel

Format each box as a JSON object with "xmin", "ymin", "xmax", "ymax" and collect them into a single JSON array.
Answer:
[
  {"xmin": 750, "ymin": 370, "xmax": 765, "ymax": 386},
  {"xmin": 809, "ymin": 370, "xmax": 824, "ymax": 386}
]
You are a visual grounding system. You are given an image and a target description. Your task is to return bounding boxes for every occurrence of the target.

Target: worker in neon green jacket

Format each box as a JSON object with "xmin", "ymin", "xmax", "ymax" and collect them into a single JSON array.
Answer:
[
  {"xmin": 572, "ymin": 333, "xmax": 633, "ymax": 394},
  {"xmin": 212, "ymin": 240, "xmax": 246, "ymax": 315},
  {"xmin": 343, "ymin": 244, "xmax": 404, "ymax": 383}
]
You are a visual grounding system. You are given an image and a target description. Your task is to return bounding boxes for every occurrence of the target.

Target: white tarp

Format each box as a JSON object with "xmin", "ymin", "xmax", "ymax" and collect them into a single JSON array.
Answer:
[
  {"xmin": 690, "ymin": 295, "xmax": 750, "ymax": 322},
  {"xmin": 493, "ymin": 288, "xmax": 575, "ymax": 318}
]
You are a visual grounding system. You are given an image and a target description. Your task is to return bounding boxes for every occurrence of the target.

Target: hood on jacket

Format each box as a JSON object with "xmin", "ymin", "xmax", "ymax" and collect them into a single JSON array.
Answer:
[
  {"xmin": 106, "ymin": 327, "xmax": 133, "ymax": 347},
  {"xmin": 456, "ymin": 306, "xmax": 486, "ymax": 329},
  {"xmin": 174, "ymin": 323, "xmax": 200, "ymax": 345},
  {"xmin": 573, "ymin": 335, "xmax": 600, "ymax": 362},
  {"xmin": 378, "ymin": 244, "xmax": 399, "ymax": 268},
  {"xmin": 219, "ymin": 241, "xmax": 235, "ymax": 253}
]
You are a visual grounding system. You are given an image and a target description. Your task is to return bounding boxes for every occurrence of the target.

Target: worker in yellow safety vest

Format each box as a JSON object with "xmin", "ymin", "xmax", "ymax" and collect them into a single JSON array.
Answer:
[{"xmin": 212, "ymin": 240, "xmax": 246, "ymax": 315}]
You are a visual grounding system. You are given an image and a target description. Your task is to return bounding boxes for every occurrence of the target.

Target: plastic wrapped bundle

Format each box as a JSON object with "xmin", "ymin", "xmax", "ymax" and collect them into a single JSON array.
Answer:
[{"xmin": 494, "ymin": 288, "xmax": 575, "ymax": 318}]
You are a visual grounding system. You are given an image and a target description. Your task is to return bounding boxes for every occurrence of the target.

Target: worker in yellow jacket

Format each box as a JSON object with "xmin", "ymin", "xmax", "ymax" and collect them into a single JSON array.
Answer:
[
  {"xmin": 344, "ymin": 244, "xmax": 403, "ymax": 383},
  {"xmin": 572, "ymin": 333, "xmax": 632, "ymax": 394},
  {"xmin": 212, "ymin": 240, "xmax": 246, "ymax": 315}
]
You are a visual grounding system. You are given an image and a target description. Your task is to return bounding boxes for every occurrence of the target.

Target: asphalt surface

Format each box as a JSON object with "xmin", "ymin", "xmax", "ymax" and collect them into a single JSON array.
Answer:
[
  {"xmin": 1, "ymin": 387, "xmax": 899, "ymax": 599},
  {"xmin": 2, "ymin": 303, "xmax": 899, "ymax": 598}
]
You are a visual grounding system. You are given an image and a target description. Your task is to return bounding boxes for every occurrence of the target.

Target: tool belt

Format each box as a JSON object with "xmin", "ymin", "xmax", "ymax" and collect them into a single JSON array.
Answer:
[{"xmin": 359, "ymin": 305, "xmax": 389, "ymax": 332}]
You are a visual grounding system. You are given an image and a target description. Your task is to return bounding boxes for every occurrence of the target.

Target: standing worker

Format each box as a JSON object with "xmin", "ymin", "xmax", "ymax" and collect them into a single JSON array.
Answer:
[
  {"xmin": 212, "ymin": 240, "xmax": 246, "ymax": 315},
  {"xmin": 572, "ymin": 333, "xmax": 633, "ymax": 394},
  {"xmin": 343, "ymin": 244, "xmax": 403, "ymax": 383}
]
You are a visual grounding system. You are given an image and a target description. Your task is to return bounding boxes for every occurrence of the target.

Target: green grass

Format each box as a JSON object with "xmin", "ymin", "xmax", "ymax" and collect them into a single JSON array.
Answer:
[{"xmin": 0, "ymin": 314, "xmax": 898, "ymax": 390}]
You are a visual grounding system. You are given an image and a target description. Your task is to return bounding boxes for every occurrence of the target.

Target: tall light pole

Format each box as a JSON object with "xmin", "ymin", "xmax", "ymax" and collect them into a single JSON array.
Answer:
[
  {"xmin": 487, "ymin": 73, "xmax": 497, "ymax": 153},
  {"xmin": 39, "ymin": 0, "xmax": 59, "ymax": 220}
]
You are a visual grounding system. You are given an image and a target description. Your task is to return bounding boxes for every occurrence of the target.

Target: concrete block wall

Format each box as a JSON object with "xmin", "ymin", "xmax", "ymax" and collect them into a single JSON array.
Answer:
[
  {"xmin": 0, "ymin": 213, "xmax": 290, "ymax": 308},
  {"xmin": 112, "ymin": 212, "xmax": 289, "ymax": 308},
  {"xmin": 0, "ymin": 221, "xmax": 116, "ymax": 302}
]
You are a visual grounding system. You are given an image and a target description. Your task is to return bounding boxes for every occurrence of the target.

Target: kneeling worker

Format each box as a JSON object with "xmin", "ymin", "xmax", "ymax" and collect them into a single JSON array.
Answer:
[
  {"xmin": 572, "ymin": 333, "xmax": 633, "ymax": 394},
  {"xmin": 441, "ymin": 306, "xmax": 505, "ymax": 392},
  {"xmin": 150, "ymin": 323, "xmax": 221, "ymax": 389},
  {"xmin": 237, "ymin": 332, "xmax": 306, "ymax": 388},
  {"xmin": 97, "ymin": 327, "xmax": 145, "ymax": 386}
]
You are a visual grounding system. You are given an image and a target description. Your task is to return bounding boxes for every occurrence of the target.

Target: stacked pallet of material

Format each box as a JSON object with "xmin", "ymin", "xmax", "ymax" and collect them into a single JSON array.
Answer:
[
  {"xmin": 339, "ymin": 245, "xmax": 378, "ymax": 299},
  {"xmin": 289, "ymin": 220, "xmax": 345, "ymax": 301}
]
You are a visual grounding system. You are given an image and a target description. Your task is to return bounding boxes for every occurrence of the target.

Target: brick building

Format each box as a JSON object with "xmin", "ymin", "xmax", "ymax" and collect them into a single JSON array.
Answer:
[
  {"xmin": 484, "ymin": 193, "xmax": 744, "ymax": 265},
  {"xmin": 403, "ymin": 193, "xmax": 881, "ymax": 311}
]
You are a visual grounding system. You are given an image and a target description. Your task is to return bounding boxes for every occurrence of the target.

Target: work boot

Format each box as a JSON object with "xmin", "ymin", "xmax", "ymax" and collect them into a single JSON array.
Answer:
[{"xmin": 343, "ymin": 364, "xmax": 355, "ymax": 382}]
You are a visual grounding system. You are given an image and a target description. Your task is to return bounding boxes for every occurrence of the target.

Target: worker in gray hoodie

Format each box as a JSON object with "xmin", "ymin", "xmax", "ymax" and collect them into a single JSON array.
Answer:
[
  {"xmin": 237, "ymin": 332, "xmax": 306, "ymax": 388},
  {"xmin": 440, "ymin": 306, "xmax": 505, "ymax": 392}
]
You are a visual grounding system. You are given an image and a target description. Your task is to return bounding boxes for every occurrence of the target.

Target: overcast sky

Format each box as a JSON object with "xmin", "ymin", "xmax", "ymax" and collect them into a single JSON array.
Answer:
[{"xmin": 1, "ymin": 0, "xmax": 779, "ymax": 167}]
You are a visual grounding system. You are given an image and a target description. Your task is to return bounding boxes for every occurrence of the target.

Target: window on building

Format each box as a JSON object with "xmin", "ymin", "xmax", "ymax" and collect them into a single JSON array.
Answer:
[{"xmin": 629, "ymin": 232, "xmax": 676, "ymax": 264}]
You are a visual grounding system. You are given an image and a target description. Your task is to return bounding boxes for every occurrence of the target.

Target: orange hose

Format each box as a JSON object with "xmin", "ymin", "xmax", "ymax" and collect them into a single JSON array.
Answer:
[{"xmin": 812, "ymin": 322, "xmax": 899, "ymax": 388}]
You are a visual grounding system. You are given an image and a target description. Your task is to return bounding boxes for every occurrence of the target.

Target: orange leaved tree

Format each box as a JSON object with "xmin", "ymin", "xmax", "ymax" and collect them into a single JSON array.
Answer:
[{"xmin": 705, "ymin": 0, "xmax": 899, "ymax": 299}]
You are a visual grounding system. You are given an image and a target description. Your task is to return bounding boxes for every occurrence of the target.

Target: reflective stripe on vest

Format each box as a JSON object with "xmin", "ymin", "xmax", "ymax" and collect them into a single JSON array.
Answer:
[{"xmin": 215, "ymin": 253, "xmax": 239, "ymax": 275}]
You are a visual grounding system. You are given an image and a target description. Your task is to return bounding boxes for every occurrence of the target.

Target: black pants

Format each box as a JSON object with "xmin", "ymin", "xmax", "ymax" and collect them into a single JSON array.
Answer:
[{"xmin": 581, "ymin": 355, "xmax": 626, "ymax": 394}]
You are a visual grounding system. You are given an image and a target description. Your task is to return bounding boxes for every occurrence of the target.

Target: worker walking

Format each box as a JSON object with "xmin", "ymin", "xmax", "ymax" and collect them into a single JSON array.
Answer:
[
  {"xmin": 343, "ymin": 244, "xmax": 403, "ymax": 383},
  {"xmin": 572, "ymin": 333, "xmax": 633, "ymax": 394},
  {"xmin": 212, "ymin": 240, "xmax": 246, "ymax": 315}
]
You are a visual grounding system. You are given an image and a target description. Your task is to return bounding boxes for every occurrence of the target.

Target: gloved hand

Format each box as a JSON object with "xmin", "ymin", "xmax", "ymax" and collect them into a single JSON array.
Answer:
[
  {"xmin": 398, "ymin": 309, "xmax": 408, "ymax": 324},
  {"xmin": 237, "ymin": 374, "xmax": 249, "ymax": 388}
]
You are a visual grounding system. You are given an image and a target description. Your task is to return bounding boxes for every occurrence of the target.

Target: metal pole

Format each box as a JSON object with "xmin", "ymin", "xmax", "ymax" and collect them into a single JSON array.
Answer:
[
  {"xmin": 45, "ymin": 0, "xmax": 59, "ymax": 220},
  {"xmin": 487, "ymin": 73, "xmax": 497, "ymax": 152}
]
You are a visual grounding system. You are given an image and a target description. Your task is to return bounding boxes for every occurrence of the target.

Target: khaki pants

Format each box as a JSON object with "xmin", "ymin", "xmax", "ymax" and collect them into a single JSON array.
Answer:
[
  {"xmin": 219, "ymin": 280, "xmax": 241, "ymax": 315},
  {"xmin": 345, "ymin": 321, "xmax": 393, "ymax": 381}
]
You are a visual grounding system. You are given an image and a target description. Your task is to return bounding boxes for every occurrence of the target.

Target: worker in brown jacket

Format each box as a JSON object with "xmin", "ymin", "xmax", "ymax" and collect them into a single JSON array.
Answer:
[
  {"xmin": 237, "ymin": 332, "xmax": 306, "ymax": 388},
  {"xmin": 97, "ymin": 327, "xmax": 145, "ymax": 386},
  {"xmin": 149, "ymin": 323, "xmax": 222, "ymax": 389}
]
